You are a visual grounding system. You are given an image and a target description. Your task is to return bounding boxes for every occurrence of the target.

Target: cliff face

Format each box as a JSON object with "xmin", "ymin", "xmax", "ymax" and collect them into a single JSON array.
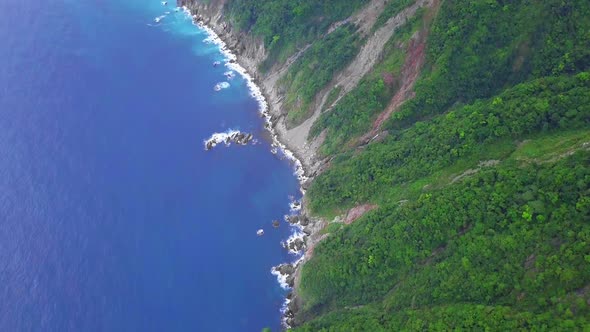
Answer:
[
  {"xmin": 178, "ymin": 0, "xmax": 590, "ymax": 330},
  {"xmin": 179, "ymin": 0, "xmax": 329, "ymax": 179},
  {"xmin": 178, "ymin": 0, "xmax": 432, "ymax": 181},
  {"xmin": 186, "ymin": 2, "xmax": 358, "ymax": 177},
  {"xmin": 178, "ymin": 0, "xmax": 433, "ymax": 326},
  {"xmin": 178, "ymin": 0, "xmax": 265, "ymax": 76}
]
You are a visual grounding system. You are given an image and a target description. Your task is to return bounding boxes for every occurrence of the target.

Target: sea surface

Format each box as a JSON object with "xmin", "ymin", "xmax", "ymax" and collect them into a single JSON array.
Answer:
[{"xmin": 0, "ymin": 1, "xmax": 300, "ymax": 331}]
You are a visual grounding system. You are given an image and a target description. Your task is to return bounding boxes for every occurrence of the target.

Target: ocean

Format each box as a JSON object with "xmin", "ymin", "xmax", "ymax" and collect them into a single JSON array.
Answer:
[{"xmin": 0, "ymin": 1, "xmax": 301, "ymax": 331}]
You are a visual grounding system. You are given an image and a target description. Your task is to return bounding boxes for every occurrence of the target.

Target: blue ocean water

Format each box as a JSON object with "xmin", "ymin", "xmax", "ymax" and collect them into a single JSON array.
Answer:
[{"xmin": 0, "ymin": 1, "xmax": 300, "ymax": 331}]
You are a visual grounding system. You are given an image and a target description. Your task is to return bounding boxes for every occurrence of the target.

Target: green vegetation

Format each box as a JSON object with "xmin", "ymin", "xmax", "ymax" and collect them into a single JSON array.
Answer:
[
  {"xmin": 281, "ymin": 25, "xmax": 361, "ymax": 126},
  {"xmin": 310, "ymin": 13, "xmax": 423, "ymax": 154},
  {"xmin": 389, "ymin": 0, "xmax": 590, "ymax": 128},
  {"xmin": 293, "ymin": 0, "xmax": 590, "ymax": 329},
  {"xmin": 513, "ymin": 130, "xmax": 590, "ymax": 162},
  {"xmin": 321, "ymin": 86, "xmax": 342, "ymax": 113},
  {"xmin": 226, "ymin": 0, "xmax": 369, "ymax": 70},
  {"xmin": 296, "ymin": 150, "xmax": 590, "ymax": 330},
  {"xmin": 224, "ymin": 0, "xmax": 590, "ymax": 329},
  {"xmin": 308, "ymin": 73, "xmax": 590, "ymax": 215}
]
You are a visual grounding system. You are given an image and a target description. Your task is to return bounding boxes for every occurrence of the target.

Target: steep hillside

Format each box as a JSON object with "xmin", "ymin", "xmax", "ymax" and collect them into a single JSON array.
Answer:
[{"xmin": 180, "ymin": 0, "xmax": 590, "ymax": 330}]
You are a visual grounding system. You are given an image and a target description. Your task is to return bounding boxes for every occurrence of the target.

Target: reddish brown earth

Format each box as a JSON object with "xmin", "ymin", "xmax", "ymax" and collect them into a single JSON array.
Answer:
[
  {"xmin": 345, "ymin": 204, "xmax": 378, "ymax": 224},
  {"xmin": 361, "ymin": 31, "xmax": 426, "ymax": 144}
]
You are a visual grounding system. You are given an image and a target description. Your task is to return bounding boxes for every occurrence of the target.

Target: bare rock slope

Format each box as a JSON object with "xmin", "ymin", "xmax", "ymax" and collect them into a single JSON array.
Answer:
[{"xmin": 180, "ymin": 0, "xmax": 433, "ymax": 178}]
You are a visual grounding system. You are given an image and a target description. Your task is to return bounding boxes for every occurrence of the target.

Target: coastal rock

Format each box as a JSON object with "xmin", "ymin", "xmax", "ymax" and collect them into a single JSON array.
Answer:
[
  {"xmin": 288, "ymin": 238, "xmax": 305, "ymax": 252},
  {"xmin": 178, "ymin": 1, "xmax": 320, "ymax": 327},
  {"xmin": 301, "ymin": 178, "xmax": 313, "ymax": 191},
  {"xmin": 285, "ymin": 214, "xmax": 309, "ymax": 227},
  {"xmin": 277, "ymin": 263, "xmax": 295, "ymax": 276},
  {"xmin": 286, "ymin": 275, "xmax": 295, "ymax": 288},
  {"xmin": 272, "ymin": 220, "xmax": 280, "ymax": 228},
  {"xmin": 286, "ymin": 215, "xmax": 300, "ymax": 224},
  {"xmin": 299, "ymin": 215, "xmax": 310, "ymax": 227},
  {"xmin": 290, "ymin": 201, "xmax": 302, "ymax": 211},
  {"xmin": 204, "ymin": 130, "xmax": 255, "ymax": 150}
]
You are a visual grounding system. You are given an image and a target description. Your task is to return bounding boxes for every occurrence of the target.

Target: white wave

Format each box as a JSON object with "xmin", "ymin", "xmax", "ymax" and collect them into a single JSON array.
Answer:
[
  {"xmin": 181, "ymin": 6, "xmax": 309, "ymax": 186},
  {"xmin": 271, "ymin": 267, "xmax": 290, "ymax": 290},
  {"xmin": 182, "ymin": 9, "xmax": 310, "ymax": 325},
  {"xmin": 213, "ymin": 81, "xmax": 230, "ymax": 91},
  {"xmin": 281, "ymin": 230, "xmax": 306, "ymax": 255},
  {"xmin": 203, "ymin": 129, "xmax": 240, "ymax": 150},
  {"xmin": 224, "ymin": 70, "xmax": 236, "ymax": 80},
  {"xmin": 203, "ymin": 129, "xmax": 255, "ymax": 150},
  {"xmin": 289, "ymin": 200, "xmax": 302, "ymax": 212}
]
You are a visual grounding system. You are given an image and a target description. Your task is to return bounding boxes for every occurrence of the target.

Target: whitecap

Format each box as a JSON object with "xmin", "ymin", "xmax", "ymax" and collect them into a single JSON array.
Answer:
[
  {"xmin": 223, "ymin": 70, "xmax": 236, "ymax": 80},
  {"xmin": 203, "ymin": 129, "xmax": 254, "ymax": 150},
  {"xmin": 203, "ymin": 129, "xmax": 241, "ymax": 150},
  {"xmin": 281, "ymin": 231, "xmax": 306, "ymax": 255},
  {"xmin": 271, "ymin": 267, "xmax": 290, "ymax": 290},
  {"xmin": 213, "ymin": 82, "xmax": 230, "ymax": 91}
]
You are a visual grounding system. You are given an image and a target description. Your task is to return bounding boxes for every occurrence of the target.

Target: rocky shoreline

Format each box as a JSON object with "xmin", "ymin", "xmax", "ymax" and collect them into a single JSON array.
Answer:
[
  {"xmin": 276, "ymin": 212, "xmax": 327, "ymax": 327},
  {"xmin": 177, "ymin": 0, "xmax": 327, "ymax": 328}
]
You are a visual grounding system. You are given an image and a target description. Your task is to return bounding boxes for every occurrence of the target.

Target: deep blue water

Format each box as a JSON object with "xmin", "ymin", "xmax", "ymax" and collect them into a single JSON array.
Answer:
[{"xmin": 0, "ymin": 1, "xmax": 300, "ymax": 331}]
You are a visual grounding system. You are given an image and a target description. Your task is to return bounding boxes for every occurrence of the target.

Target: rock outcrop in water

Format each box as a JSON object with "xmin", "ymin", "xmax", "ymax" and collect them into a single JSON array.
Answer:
[{"xmin": 204, "ymin": 130, "xmax": 254, "ymax": 151}]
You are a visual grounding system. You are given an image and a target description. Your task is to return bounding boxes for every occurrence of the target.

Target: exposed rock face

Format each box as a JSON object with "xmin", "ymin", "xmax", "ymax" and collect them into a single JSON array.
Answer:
[
  {"xmin": 274, "ymin": 263, "xmax": 296, "ymax": 288},
  {"xmin": 182, "ymin": 0, "xmax": 436, "ymax": 172},
  {"xmin": 178, "ymin": 0, "xmax": 265, "ymax": 76},
  {"xmin": 288, "ymin": 238, "xmax": 305, "ymax": 252},
  {"xmin": 286, "ymin": 214, "xmax": 309, "ymax": 227},
  {"xmin": 178, "ymin": 0, "xmax": 325, "ymax": 175}
]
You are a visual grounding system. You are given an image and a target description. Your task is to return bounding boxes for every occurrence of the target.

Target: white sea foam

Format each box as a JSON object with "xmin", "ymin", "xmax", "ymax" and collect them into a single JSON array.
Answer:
[
  {"xmin": 181, "ymin": 6, "xmax": 308, "ymax": 185},
  {"xmin": 203, "ymin": 129, "xmax": 240, "ymax": 149},
  {"xmin": 203, "ymin": 129, "xmax": 256, "ymax": 150},
  {"xmin": 289, "ymin": 200, "xmax": 302, "ymax": 212},
  {"xmin": 182, "ymin": 7, "xmax": 308, "ymax": 327},
  {"xmin": 213, "ymin": 81, "xmax": 230, "ymax": 91},
  {"xmin": 223, "ymin": 70, "xmax": 236, "ymax": 80},
  {"xmin": 282, "ymin": 230, "xmax": 306, "ymax": 255},
  {"xmin": 271, "ymin": 267, "xmax": 290, "ymax": 290}
]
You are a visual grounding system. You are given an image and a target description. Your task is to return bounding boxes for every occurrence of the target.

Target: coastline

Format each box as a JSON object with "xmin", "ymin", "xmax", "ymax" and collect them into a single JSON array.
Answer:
[
  {"xmin": 191, "ymin": 12, "xmax": 308, "ymax": 183},
  {"xmin": 178, "ymin": 1, "xmax": 325, "ymax": 328}
]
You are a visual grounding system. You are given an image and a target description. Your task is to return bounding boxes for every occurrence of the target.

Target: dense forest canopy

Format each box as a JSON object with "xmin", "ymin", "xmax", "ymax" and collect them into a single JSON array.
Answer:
[
  {"xmin": 219, "ymin": 0, "xmax": 590, "ymax": 329},
  {"xmin": 226, "ymin": 0, "xmax": 369, "ymax": 69}
]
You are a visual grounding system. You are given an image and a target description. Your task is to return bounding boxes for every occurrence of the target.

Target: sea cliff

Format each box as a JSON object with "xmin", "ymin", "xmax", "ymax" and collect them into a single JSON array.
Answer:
[
  {"xmin": 178, "ymin": 0, "xmax": 326, "ymax": 180},
  {"xmin": 177, "ymin": 0, "xmax": 327, "ymax": 326}
]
